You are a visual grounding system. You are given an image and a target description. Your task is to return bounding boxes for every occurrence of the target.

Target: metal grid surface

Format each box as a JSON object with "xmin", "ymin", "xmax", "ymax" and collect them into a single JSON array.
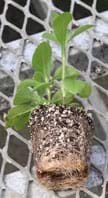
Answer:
[{"xmin": 0, "ymin": 0, "xmax": 108, "ymax": 197}]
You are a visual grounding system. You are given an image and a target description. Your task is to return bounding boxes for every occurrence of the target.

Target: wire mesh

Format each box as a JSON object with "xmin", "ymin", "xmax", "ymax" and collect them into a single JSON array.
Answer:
[{"xmin": 0, "ymin": 0, "xmax": 108, "ymax": 197}]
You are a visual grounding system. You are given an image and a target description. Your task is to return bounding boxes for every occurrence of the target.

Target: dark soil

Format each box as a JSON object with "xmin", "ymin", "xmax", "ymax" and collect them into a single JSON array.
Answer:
[{"xmin": 30, "ymin": 105, "xmax": 94, "ymax": 190}]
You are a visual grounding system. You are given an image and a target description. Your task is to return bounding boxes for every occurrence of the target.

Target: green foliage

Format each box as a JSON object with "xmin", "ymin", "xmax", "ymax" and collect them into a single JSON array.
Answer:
[
  {"xmin": 53, "ymin": 12, "xmax": 72, "ymax": 49},
  {"xmin": 43, "ymin": 32, "xmax": 58, "ymax": 43},
  {"xmin": 67, "ymin": 24, "xmax": 94, "ymax": 42},
  {"xmin": 6, "ymin": 11, "xmax": 93, "ymax": 131},
  {"xmin": 33, "ymin": 72, "xmax": 44, "ymax": 82},
  {"xmin": 54, "ymin": 65, "xmax": 80, "ymax": 80},
  {"xmin": 32, "ymin": 82, "xmax": 51, "ymax": 96},
  {"xmin": 32, "ymin": 42, "xmax": 52, "ymax": 79},
  {"xmin": 52, "ymin": 12, "xmax": 60, "ymax": 22},
  {"xmin": 6, "ymin": 105, "xmax": 33, "ymax": 130},
  {"xmin": 14, "ymin": 79, "xmax": 39, "ymax": 105},
  {"xmin": 52, "ymin": 90, "xmax": 73, "ymax": 105},
  {"xmin": 79, "ymin": 82, "xmax": 92, "ymax": 98},
  {"xmin": 64, "ymin": 78, "xmax": 92, "ymax": 97}
]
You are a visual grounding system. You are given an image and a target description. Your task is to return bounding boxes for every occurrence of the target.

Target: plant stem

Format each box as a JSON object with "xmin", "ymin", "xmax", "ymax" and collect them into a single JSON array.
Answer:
[
  {"xmin": 62, "ymin": 47, "xmax": 66, "ymax": 104},
  {"xmin": 47, "ymin": 88, "xmax": 51, "ymax": 104},
  {"xmin": 45, "ymin": 77, "xmax": 51, "ymax": 104}
]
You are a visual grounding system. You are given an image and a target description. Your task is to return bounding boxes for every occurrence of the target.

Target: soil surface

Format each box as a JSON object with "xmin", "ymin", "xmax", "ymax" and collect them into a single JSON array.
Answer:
[{"xmin": 31, "ymin": 105, "xmax": 94, "ymax": 190}]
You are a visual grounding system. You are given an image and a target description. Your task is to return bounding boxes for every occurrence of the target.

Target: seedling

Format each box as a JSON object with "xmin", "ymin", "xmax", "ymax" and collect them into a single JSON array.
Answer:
[
  {"xmin": 5, "ymin": 12, "xmax": 94, "ymax": 190},
  {"xmin": 6, "ymin": 12, "xmax": 93, "ymax": 131}
]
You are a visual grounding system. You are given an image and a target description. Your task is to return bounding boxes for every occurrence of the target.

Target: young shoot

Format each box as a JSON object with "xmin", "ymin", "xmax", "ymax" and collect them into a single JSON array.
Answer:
[{"xmin": 6, "ymin": 12, "xmax": 94, "ymax": 131}]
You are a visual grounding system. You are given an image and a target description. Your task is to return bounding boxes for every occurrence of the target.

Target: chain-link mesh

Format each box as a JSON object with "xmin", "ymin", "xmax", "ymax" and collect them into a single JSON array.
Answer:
[{"xmin": 0, "ymin": 0, "xmax": 108, "ymax": 197}]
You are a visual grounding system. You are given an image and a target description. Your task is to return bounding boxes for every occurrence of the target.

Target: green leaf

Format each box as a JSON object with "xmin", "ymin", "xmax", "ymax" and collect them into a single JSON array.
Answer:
[
  {"xmin": 32, "ymin": 42, "xmax": 52, "ymax": 79},
  {"xmin": 54, "ymin": 65, "xmax": 80, "ymax": 80},
  {"xmin": 52, "ymin": 90, "xmax": 62, "ymax": 104},
  {"xmin": 14, "ymin": 79, "xmax": 48, "ymax": 105},
  {"xmin": 79, "ymin": 83, "xmax": 92, "ymax": 98},
  {"xmin": 33, "ymin": 72, "xmax": 44, "ymax": 82},
  {"xmin": 52, "ymin": 12, "xmax": 60, "ymax": 22},
  {"xmin": 53, "ymin": 12, "xmax": 72, "ymax": 48},
  {"xmin": 33, "ymin": 82, "xmax": 51, "ymax": 95},
  {"xmin": 17, "ymin": 79, "xmax": 38, "ymax": 90},
  {"xmin": 43, "ymin": 32, "xmax": 58, "ymax": 43},
  {"xmin": 64, "ymin": 78, "xmax": 91, "ymax": 97},
  {"xmin": 6, "ymin": 105, "xmax": 33, "ymax": 120},
  {"xmin": 6, "ymin": 104, "xmax": 34, "ymax": 129},
  {"xmin": 6, "ymin": 112, "xmax": 30, "ymax": 130},
  {"xmin": 52, "ymin": 90, "xmax": 73, "ymax": 105},
  {"xmin": 14, "ymin": 88, "xmax": 32, "ymax": 105},
  {"xmin": 14, "ymin": 80, "xmax": 40, "ymax": 105},
  {"xmin": 67, "ymin": 25, "xmax": 94, "ymax": 42},
  {"xmin": 14, "ymin": 112, "xmax": 30, "ymax": 130}
]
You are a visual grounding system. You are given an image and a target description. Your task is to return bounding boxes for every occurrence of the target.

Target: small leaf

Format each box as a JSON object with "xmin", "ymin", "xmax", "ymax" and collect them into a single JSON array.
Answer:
[
  {"xmin": 52, "ymin": 90, "xmax": 62, "ymax": 104},
  {"xmin": 52, "ymin": 90, "xmax": 73, "ymax": 105},
  {"xmin": 54, "ymin": 65, "xmax": 80, "ymax": 80},
  {"xmin": 67, "ymin": 25, "xmax": 94, "ymax": 42},
  {"xmin": 43, "ymin": 32, "xmax": 58, "ymax": 43},
  {"xmin": 32, "ymin": 42, "xmax": 52, "ymax": 79},
  {"xmin": 64, "ymin": 78, "xmax": 91, "ymax": 97},
  {"xmin": 52, "ymin": 12, "xmax": 60, "ymax": 22},
  {"xmin": 15, "ymin": 113, "xmax": 30, "ymax": 130},
  {"xmin": 14, "ymin": 88, "xmax": 33, "ymax": 105},
  {"xmin": 6, "ymin": 105, "xmax": 33, "ymax": 120},
  {"xmin": 14, "ymin": 79, "xmax": 48, "ymax": 105},
  {"xmin": 6, "ymin": 112, "xmax": 30, "ymax": 130},
  {"xmin": 6, "ymin": 104, "xmax": 37, "ymax": 129},
  {"xmin": 72, "ymin": 25, "xmax": 94, "ymax": 38},
  {"xmin": 33, "ymin": 72, "xmax": 44, "ymax": 82},
  {"xmin": 6, "ymin": 104, "xmax": 34, "ymax": 129},
  {"xmin": 53, "ymin": 12, "xmax": 72, "ymax": 48},
  {"xmin": 79, "ymin": 83, "xmax": 92, "ymax": 98},
  {"xmin": 33, "ymin": 82, "xmax": 51, "ymax": 95},
  {"xmin": 14, "ymin": 80, "xmax": 40, "ymax": 105},
  {"xmin": 17, "ymin": 79, "xmax": 38, "ymax": 90}
]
